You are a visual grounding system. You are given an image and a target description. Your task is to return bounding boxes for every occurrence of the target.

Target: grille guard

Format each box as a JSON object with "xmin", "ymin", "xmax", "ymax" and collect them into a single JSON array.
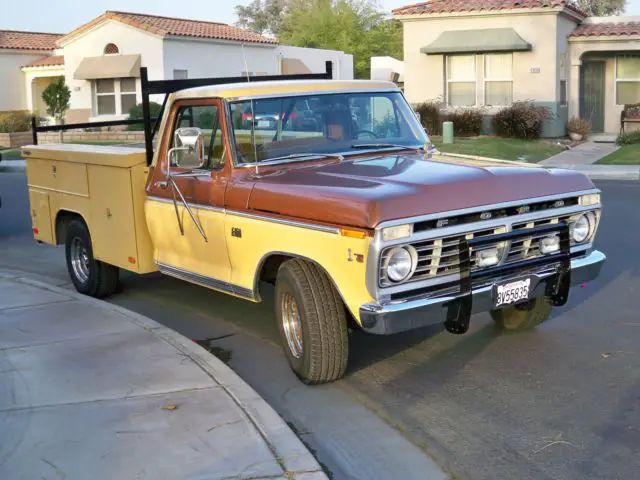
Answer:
[{"xmin": 444, "ymin": 221, "xmax": 571, "ymax": 335}]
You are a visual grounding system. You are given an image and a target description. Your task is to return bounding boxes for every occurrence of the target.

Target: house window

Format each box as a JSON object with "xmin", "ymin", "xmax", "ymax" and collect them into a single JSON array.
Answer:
[
  {"xmin": 173, "ymin": 69, "xmax": 188, "ymax": 80},
  {"xmin": 446, "ymin": 55, "xmax": 476, "ymax": 106},
  {"xmin": 95, "ymin": 78, "xmax": 138, "ymax": 116},
  {"xmin": 616, "ymin": 56, "xmax": 640, "ymax": 105},
  {"xmin": 104, "ymin": 43, "xmax": 119, "ymax": 55},
  {"xmin": 484, "ymin": 53, "xmax": 513, "ymax": 106}
]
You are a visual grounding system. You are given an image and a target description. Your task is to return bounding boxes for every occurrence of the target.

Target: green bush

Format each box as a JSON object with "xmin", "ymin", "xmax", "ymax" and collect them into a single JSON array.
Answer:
[
  {"xmin": 616, "ymin": 130, "xmax": 640, "ymax": 145},
  {"xmin": 492, "ymin": 101, "xmax": 551, "ymax": 140},
  {"xmin": 442, "ymin": 108, "xmax": 484, "ymax": 137},
  {"xmin": 126, "ymin": 102, "xmax": 163, "ymax": 131},
  {"xmin": 0, "ymin": 111, "xmax": 37, "ymax": 133}
]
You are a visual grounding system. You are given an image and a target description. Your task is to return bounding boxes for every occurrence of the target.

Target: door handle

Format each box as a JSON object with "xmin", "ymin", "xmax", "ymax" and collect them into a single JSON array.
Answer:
[{"xmin": 154, "ymin": 181, "xmax": 168, "ymax": 189}]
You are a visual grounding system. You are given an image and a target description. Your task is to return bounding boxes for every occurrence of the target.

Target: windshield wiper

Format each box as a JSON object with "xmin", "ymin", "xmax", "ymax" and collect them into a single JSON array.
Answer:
[
  {"xmin": 350, "ymin": 143, "xmax": 423, "ymax": 151},
  {"xmin": 254, "ymin": 152, "xmax": 344, "ymax": 165}
]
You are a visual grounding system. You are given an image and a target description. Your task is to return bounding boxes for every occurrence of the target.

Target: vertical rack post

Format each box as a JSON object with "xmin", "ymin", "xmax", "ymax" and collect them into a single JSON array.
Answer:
[
  {"xmin": 31, "ymin": 116, "xmax": 38, "ymax": 145},
  {"xmin": 140, "ymin": 67, "xmax": 154, "ymax": 166}
]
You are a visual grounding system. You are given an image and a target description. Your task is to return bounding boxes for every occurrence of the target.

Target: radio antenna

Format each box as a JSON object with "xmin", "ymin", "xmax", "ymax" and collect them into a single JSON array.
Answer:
[{"xmin": 241, "ymin": 43, "xmax": 259, "ymax": 176}]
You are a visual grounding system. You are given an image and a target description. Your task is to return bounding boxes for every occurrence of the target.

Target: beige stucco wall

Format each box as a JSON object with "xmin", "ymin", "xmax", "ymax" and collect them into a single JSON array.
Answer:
[
  {"xmin": 401, "ymin": 13, "xmax": 566, "ymax": 107},
  {"xmin": 0, "ymin": 49, "xmax": 51, "ymax": 112},
  {"xmin": 569, "ymin": 37, "xmax": 640, "ymax": 133},
  {"xmin": 60, "ymin": 19, "xmax": 165, "ymax": 121},
  {"xmin": 22, "ymin": 66, "xmax": 65, "ymax": 117}
]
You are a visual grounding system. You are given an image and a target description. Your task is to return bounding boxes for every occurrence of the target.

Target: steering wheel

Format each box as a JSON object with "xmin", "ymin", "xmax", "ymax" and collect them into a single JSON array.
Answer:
[{"xmin": 355, "ymin": 129, "xmax": 379, "ymax": 139}]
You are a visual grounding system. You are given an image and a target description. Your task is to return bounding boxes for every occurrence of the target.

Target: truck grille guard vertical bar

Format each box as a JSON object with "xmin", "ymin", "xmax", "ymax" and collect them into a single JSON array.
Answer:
[{"xmin": 443, "ymin": 221, "xmax": 572, "ymax": 335}]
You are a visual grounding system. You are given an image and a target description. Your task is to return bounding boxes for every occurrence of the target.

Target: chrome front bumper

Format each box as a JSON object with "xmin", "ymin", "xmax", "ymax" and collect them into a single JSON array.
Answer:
[{"xmin": 359, "ymin": 250, "xmax": 606, "ymax": 335}]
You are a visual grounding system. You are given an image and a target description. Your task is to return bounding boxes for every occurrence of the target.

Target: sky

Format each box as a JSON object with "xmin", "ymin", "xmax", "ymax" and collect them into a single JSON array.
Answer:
[{"xmin": 3, "ymin": 0, "xmax": 640, "ymax": 33}]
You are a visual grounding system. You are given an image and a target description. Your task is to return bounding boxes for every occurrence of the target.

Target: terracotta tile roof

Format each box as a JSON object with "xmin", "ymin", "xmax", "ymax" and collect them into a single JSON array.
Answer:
[
  {"xmin": 393, "ymin": 0, "xmax": 587, "ymax": 17},
  {"xmin": 59, "ymin": 11, "xmax": 278, "ymax": 46},
  {"xmin": 0, "ymin": 30, "xmax": 62, "ymax": 51},
  {"xmin": 571, "ymin": 22, "xmax": 640, "ymax": 37},
  {"xmin": 23, "ymin": 55, "xmax": 65, "ymax": 68}
]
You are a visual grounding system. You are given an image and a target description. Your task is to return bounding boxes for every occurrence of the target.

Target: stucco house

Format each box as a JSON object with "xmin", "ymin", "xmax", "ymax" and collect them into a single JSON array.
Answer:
[
  {"xmin": 0, "ymin": 11, "xmax": 353, "ymax": 124},
  {"xmin": 391, "ymin": 0, "xmax": 640, "ymax": 136}
]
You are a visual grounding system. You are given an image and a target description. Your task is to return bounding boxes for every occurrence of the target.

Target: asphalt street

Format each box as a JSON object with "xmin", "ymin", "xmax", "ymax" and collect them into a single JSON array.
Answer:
[{"xmin": 1, "ymin": 166, "xmax": 638, "ymax": 480}]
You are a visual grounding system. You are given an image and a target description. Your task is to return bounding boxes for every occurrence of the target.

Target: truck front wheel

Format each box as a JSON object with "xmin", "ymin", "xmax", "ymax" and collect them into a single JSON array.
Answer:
[
  {"xmin": 65, "ymin": 219, "xmax": 119, "ymax": 298},
  {"xmin": 490, "ymin": 297, "xmax": 553, "ymax": 332},
  {"xmin": 275, "ymin": 259, "xmax": 349, "ymax": 384}
]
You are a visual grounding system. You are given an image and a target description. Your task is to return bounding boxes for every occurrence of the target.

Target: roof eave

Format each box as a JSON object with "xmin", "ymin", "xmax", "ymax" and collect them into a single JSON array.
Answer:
[
  {"xmin": 569, "ymin": 34, "xmax": 640, "ymax": 43},
  {"xmin": 165, "ymin": 34, "xmax": 278, "ymax": 47},
  {"xmin": 394, "ymin": 6, "xmax": 585, "ymax": 21}
]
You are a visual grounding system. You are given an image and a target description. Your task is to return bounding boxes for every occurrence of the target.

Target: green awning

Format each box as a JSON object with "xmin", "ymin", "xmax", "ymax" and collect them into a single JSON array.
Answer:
[{"xmin": 420, "ymin": 28, "xmax": 532, "ymax": 55}]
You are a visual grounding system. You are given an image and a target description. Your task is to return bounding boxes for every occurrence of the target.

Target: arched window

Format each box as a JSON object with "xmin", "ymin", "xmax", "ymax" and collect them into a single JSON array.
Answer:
[{"xmin": 104, "ymin": 43, "xmax": 119, "ymax": 55}]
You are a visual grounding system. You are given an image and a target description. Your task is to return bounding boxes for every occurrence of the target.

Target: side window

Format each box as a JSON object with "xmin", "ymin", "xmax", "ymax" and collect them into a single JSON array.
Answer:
[{"xmin": 170, "ymin": 104, "xmax": 224, "ymax": 169}]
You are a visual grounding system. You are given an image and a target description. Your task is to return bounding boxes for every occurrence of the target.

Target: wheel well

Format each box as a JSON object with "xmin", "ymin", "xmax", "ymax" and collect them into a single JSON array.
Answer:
[
  {"xmin": 55, "ymin": 211, "xmax": 85, "ymax": 245},
  {"xmin": 256, "ymin": 253, "xmax": 359, "ymax": 330}
]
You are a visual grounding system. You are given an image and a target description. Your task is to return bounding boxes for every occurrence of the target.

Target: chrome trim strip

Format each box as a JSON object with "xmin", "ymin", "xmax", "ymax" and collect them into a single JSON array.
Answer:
[
  {"xmin": 157, "ymin": 262, "xmax": 254, "ymax": 300},
  {"xmin": 146, "ymin": 196, "xmax": 339, "ymax": 234},
  {"xmin": 375, "ymin": 188, "xmax": 601, "ymax": 229},
  {"xmin": 226, "ymin": 209, "xmax": 340, "ymax": 234},
  {"xmin": 27, "ymin": 185, "xmax": 89, "ymax": 198},
  {"xmin": 146, "ymin": 196, "xmax": 225, "ymax": 213}
]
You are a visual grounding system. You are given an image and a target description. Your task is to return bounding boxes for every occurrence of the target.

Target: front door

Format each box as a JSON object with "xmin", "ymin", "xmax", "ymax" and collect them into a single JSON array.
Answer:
[
  {"xmin": 580, "ymin": 61, "xmax": 606, "ymax": 132},
  {"xmin": 146, "ymin": 98, "xmax": 232, "ymax": 285}
]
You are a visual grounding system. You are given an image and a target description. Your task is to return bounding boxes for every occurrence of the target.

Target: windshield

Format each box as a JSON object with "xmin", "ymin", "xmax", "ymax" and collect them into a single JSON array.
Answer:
[{"xmin": 229, "ymin": 91, "xmax": 428, "ymax": 164}]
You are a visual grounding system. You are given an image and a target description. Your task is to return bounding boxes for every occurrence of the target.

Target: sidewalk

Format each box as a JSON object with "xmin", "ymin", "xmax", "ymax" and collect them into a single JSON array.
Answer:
[
  {"xmin": 0, "ymin": 272, "xmax": 326, "ymax": 480},
  {"xmin": 539, "ymin": 141, "xmax": 619, "ymax": 167}
]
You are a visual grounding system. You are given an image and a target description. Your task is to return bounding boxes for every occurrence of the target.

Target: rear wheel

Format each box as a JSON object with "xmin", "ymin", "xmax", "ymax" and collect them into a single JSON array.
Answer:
[
  {"xmin": 275, "ymin": 259, "xmax": 349, "ymax": 384},
  {"xmin": 490, "ymin": 297, "xmax": 553, "ymax": 332},
  {"xmin": 65, "ymin": 219, "xmax": 119, "ymax": 298}
]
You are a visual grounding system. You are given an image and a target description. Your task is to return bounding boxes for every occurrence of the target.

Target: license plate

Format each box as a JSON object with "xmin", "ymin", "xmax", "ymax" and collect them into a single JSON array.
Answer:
[
  {"xmin": 257, "ymin": 120, "xmax": 271, "ymax": 128},
  {"xmin": 494, "ymin": 278, "xmax": 531, "ymax": 307}
]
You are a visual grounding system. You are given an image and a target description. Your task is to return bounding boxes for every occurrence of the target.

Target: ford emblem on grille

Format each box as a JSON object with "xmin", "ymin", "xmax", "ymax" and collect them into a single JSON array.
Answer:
[
  {"xmin": 517, "ymin": 205, "xmax": 530, "ymax": 214},
  {"xmin": 480, "ymin": 212, "xmax": 492, "ymax": 220},
  {"xmin": 554, "ymin": 200, "xmax": 565, "ymax": 208},
  {"xmin": 436, "ymin": 218, "xmax": 449, "ymax": 227}
]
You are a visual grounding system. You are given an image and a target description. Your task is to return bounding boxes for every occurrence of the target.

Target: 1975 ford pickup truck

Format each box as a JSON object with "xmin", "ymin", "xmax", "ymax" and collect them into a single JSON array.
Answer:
[{"xmin": 24, "ymin": 64, "xmax": 606, "ymax": 384}]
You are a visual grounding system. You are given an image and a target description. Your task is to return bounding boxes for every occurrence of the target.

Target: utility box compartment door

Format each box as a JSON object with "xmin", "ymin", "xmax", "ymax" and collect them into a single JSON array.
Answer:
[
  {"xmin": 28, "ymin": 190, "xmax": 54, "ymax": 244},
  {"xmin": 87, "ymin": 165, "xmax": 138, "ymax": 271}
]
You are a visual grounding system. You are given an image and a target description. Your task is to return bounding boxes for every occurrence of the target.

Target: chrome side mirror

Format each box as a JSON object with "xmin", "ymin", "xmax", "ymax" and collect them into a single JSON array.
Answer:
[{"xmin": 169, "ymin": 127, "xmax": 205, "ymax": 170}]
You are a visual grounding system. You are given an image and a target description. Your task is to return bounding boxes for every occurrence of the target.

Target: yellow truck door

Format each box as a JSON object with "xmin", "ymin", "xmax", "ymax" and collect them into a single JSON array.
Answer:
[{"xmin": 145, "ymin": 98, "xmax": 233, "ymax": 288}]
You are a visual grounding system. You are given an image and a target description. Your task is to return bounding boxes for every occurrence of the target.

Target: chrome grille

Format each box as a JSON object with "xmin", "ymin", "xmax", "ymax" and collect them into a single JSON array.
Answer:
[
  {"xmin": 379, "ymin": 226, "xmax": 507, "ymax": 287},
  {"xmin": 506, "ymin": 215, "xmax": 572, "ymax": 264}
]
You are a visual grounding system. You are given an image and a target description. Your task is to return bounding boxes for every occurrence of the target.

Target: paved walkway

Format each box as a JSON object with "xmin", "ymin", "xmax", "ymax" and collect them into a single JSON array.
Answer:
[
  {"xmin": 540, "ymin": 141, "xmax": 619, "ymax": 166},
  {"xmin": 0, "ymin": 273, "xmax": 326, "ymax": 480}
]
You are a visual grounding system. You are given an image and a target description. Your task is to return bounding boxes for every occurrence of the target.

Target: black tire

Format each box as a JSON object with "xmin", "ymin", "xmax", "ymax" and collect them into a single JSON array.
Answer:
[
  {"xmin": 275, "ymin": 259, "xmax": 349, "ymax": 384},
  {"xmin": 490, "ymin": 297, "xmax": 553, "ymax": 332},
  {"xmin": 65, "ymin": 219, "xmax": 119, "ymax": 298}
]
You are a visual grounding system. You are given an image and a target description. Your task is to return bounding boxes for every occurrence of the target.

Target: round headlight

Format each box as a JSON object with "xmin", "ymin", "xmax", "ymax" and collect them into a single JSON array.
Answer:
[
  {"xmin": 385, "ymin": 246, "xmax": 416, "ymax": 283},
  {"xmin": 571, "ymin": 214, "xmax": 590, "ymax": 243}
]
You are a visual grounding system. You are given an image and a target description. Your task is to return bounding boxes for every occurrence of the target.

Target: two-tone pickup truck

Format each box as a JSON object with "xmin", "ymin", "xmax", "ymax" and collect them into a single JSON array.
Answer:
[{"xmin": 23, "ymin": 64, "xmax": 606, "ymax": 384}]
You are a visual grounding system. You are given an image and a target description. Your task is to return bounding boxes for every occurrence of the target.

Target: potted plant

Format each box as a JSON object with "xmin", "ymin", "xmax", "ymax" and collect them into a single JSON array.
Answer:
[{"xmin": 567, "ymin": 116, "xmax": 589, "ymax": 142}]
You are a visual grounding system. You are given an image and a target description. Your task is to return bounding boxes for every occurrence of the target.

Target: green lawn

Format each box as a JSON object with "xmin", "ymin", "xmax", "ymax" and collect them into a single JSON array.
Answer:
[
  {"xmin": 0, "ymin": 148, "xmax": 22, "ymax": 160},
  {"xmin": 596, "ymin": 144, "xmax": 640, "ymax": 164},
  {"xmin": 430, "ymin": 136, "xmax": 565, "ymax": 163}
]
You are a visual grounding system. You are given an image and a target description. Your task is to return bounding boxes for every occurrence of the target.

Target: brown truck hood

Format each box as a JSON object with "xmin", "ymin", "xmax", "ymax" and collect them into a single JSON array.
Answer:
[{"xmin": 246, "ymin": 153, "xmax": 595, "ymax": 229}]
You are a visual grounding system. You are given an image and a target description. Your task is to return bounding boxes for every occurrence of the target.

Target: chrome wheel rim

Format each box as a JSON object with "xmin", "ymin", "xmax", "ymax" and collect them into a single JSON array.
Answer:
[
  {"xmin": 281, "ymin": 292, "xmax": 303, "ymax": 359},
  {"xmin": 70, "ymin": 237, "xmax": 90, "ymax": 284}
]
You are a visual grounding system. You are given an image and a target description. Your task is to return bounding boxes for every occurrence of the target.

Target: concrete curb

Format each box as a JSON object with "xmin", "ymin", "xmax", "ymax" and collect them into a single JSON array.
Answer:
[
  {"xmin": 0, "ymin": 270, "xmax": 327, "ymax": 479},
  {"xmin": 434, "ymin": 152, "xmax": 639, "ymax": 180}
]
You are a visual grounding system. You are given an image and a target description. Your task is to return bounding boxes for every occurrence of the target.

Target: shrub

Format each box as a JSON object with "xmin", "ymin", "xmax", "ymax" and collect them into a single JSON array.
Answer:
[
  {"xmin": 567, "ymin": 116, "xmax": 590, "ymax": 137},
  {"xmin": 442, "ymin": 108, "xmax": 484, "ymax": 137},
  {"xmin": 492, "ymin": 101, "xmax": 551, "ymax": 139},
  {"xmin": 41, "ymin": 76, "xmax": 70, "ymax": 124},
  {"xmin": 413, "ymin": 100, "xmax": 443, "ymax": 135},
  {"xmin": 0, "ymin": 111, "xmax": 37, "ymax": 133},
  {"xmin": 616, "ymin": 130, "xmax": 640, "ymax": 145},
  {"xmin": 126, "ymin": 102, "xmax": 164, "ymax": 131}
]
